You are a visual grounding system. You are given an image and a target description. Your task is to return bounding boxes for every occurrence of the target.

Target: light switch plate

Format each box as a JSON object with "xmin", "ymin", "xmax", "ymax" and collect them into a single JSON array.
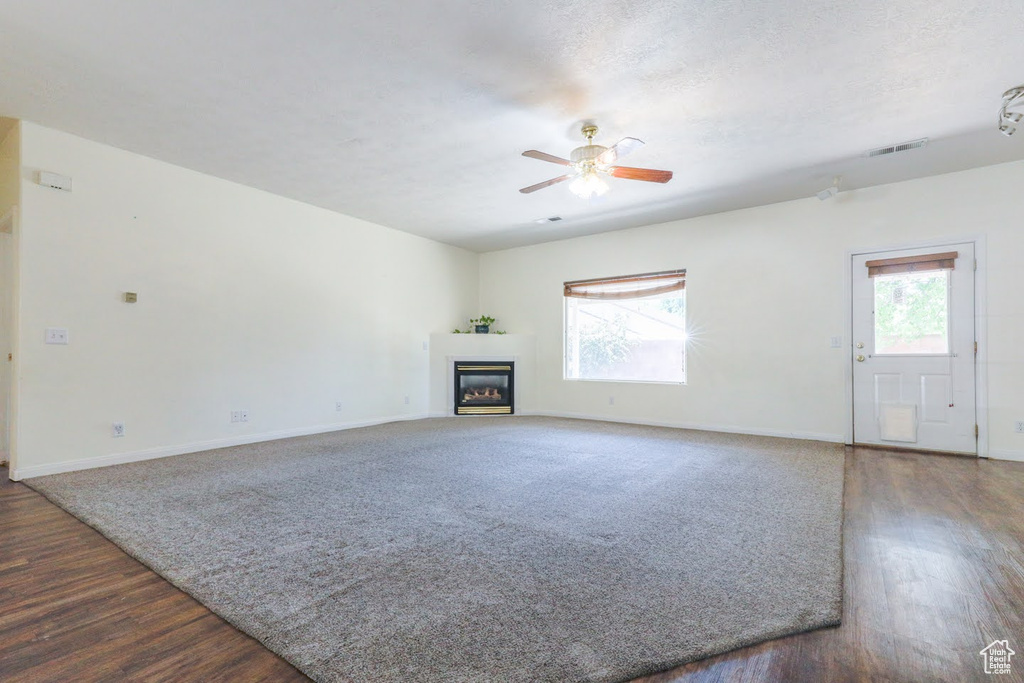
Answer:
[
  {"xmin": 45, "ymin": 328, "xmax": 69, "ymax": 345},
  {"xmin": 830, "ymin": 336, "xmax": 842, "ymax": 348}
]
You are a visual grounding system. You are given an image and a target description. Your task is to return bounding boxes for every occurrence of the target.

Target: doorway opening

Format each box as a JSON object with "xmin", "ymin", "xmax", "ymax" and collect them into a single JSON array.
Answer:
[{"xmin": 849, "ymin": 241, "xmax": 981, "ymax": 455}]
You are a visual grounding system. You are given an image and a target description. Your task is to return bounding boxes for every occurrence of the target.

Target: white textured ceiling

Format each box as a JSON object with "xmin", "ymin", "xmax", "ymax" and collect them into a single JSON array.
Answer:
[{"xmin": 1, "ymin": 1, "xmax": 1023, "ymax": 251}]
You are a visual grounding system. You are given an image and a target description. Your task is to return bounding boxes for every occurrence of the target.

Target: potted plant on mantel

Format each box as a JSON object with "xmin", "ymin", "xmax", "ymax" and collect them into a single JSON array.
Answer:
[
  {"xmin": 470, "ymin": 315, "xmax": 496, "ymax": 334},
  {"xmin": 452, "ymin": 316, "xmax": 505, "ymax": 334}
]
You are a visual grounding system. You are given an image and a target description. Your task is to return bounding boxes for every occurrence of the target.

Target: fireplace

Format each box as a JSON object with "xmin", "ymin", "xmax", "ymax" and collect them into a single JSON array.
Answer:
[{"xmin": 454, "ymin": 361, "xmax": 514, "ymax": 415}]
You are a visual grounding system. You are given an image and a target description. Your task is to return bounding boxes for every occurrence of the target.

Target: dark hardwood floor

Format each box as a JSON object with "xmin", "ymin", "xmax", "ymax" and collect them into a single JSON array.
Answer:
[
  {"xmin": 0, "ymin": 469, "xmax": 306, "ymax": 682},
  {"xmin": 2, "ymin": 447, "xmax": 1022, "ymax": 682}
]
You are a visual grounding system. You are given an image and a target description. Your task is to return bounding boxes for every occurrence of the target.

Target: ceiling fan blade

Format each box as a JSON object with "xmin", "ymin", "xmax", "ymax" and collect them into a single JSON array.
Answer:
[
  {"xmin": 522, "ymin": 150, "xmax": 572, "ymax": 166},
  {"xmin": 519, "ymin": 174, "xmax": 572, "ymax": 194},
  {"xmin": 596, "ymin": 137, "xmax": 644, "ymax": 166},
  {"xmin": 609, "ymin": 166, "xmax": 673, "ymax": 183}
]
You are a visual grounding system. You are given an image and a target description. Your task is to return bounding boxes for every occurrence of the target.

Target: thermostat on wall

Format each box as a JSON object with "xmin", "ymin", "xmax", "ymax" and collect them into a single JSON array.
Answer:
[{"xmin": 37, "ymin": 171, "xmax": 72, "ymax": 192}]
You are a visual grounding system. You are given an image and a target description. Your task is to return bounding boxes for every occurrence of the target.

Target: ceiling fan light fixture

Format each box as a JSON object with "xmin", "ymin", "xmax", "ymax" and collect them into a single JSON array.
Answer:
[
  {"xmin": 519, "ymin": 124, "xmax": 670, "ymax": 196},
  {"xmin": 570, "ymin": 171, "xmax": 609, "ymax": 199},
  {"xmin": 570, "ymin": 145, "xmax": 608, "ymax": 165},
  {"xmin": 998, "ymin": 86, "xmax": 1024, "ymax": 137},
  {"xmin": 999, "ymin": 111, "xmax": 1022, "ymax": 137}
]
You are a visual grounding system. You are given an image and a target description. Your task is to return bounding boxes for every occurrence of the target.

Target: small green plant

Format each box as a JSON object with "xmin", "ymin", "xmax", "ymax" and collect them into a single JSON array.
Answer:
[
  {"xmin": 453, "ymin": 316, "xmax": 504, "ymax": 334},
  {"xmin": 469, "ymin": 315, "xmax": 496, "ymax": 334}
]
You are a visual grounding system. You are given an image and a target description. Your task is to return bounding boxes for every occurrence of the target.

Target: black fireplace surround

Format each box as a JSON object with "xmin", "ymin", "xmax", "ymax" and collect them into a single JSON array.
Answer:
[{"xmin": 454, "ymin": 361, "xmax": 514, "ymax": 415}]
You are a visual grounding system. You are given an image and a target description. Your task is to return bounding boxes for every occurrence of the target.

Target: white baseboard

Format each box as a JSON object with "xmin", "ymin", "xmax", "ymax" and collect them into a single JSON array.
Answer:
[
  {"xmin": 987, "ymin": 449, "xmax": 1024, "ymax": 463},
  {"xmin": 526, "ymin": 410, "xmax": 846, "ymax": 444},
  {"xmin": 6, "ymin": 410, "xmax": 875, "ymax": 481},
  {"xmin": 426, "ymin": 411, "xmax": 523, "ymax": 418},
  {"xmin": 10, "ymin": 413, "xmax": 432, "ymax": 480}
]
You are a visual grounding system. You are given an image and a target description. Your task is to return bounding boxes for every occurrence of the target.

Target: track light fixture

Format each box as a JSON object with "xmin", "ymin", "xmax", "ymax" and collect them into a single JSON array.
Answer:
[{"xmin": 999, "ymin": 85, "xmax": 1024, "ymax": 137}]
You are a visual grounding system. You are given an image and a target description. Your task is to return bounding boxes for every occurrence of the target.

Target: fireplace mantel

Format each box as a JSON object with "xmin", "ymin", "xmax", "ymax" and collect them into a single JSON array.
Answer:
[{"xmin": 428, "ymin": 333, "xmax": 536, "ymax": 416}]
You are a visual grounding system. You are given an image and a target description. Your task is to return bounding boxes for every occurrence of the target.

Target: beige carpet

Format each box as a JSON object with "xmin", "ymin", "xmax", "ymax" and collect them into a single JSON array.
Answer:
[{"xmin": 26, "ymin": 416, "xmax": 845, "ymax": 682}]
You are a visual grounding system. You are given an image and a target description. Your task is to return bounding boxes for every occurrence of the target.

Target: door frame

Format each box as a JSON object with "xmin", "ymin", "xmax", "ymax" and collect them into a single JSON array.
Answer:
[
  {"xmin": 1, "ymin": 206, "xmax": 18, "ymax": 474},
  {"xmin": 843, "ymin": 234, "xmax": 988, "ymax": 457},
  {"xmin": 0, "ymin": 208, "xmax": 13, "ymax": 468}
]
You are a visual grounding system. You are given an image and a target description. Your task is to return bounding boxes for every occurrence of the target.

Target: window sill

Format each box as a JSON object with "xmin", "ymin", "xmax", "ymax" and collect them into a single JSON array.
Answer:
[{"xmin": 563, "ymin": 377, "xmax": 687, "ymax": 386}]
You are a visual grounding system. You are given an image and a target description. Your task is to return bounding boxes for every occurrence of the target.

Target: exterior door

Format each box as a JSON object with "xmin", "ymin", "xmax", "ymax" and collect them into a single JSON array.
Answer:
[{"xmin": 851, "ymin": 243, "xmax": 976, "ymax": 454}]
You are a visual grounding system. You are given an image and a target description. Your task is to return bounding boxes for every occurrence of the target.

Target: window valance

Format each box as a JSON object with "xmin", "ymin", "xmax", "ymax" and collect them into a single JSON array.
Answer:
[
  {"xmin": 563, "ymin": 269, "xmax": 686, "ymax": 300},
  {"xmin": 865, "ymin": 252, "xmax": 958, "ymax": 278}
]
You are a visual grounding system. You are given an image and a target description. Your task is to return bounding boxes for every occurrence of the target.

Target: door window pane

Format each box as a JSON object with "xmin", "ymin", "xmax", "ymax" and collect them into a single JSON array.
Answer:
[{"xmin": 874, "ymin": 270, "xmax": 949, "ymax": 354}]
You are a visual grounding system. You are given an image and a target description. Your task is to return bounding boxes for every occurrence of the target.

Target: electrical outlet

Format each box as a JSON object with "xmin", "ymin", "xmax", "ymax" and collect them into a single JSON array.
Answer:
[
  {"xmin": 404, "ymin": 395, "xmax": 410, "ymax": 405},
  {"xmin": 240, "ymin": 410, "xmax": 249, "ymax": 422},
  {"xmin": 230, "ymin": 411, "xmax": 240, "ymax": 423},
  {"xmin": 335, "ymin": 402, "xmax": 343, "ymax": 412},
  {"xmin": 1015, "ymin": 421, "xmax": 1024, "ymax": 434},
  {"xmin": 112, "ymin": 422, "xmax": 125, "ymax": 438},
  {"xmin": 608, "ymin": 396, "xmax": 615, "ymax": 405},
  {"xmin": 422, "ymin": 341, "xmax": 429, "ymax": 351},
  {"xmin": 45, "ymin": 327, "xmax": 69, "ymax": 345}
]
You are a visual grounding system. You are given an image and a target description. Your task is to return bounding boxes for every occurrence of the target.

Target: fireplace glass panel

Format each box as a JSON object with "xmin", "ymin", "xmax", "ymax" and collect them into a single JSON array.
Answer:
[{"xmin": 459, "ymin": 375, "xmax": 509, "ymax": 404}]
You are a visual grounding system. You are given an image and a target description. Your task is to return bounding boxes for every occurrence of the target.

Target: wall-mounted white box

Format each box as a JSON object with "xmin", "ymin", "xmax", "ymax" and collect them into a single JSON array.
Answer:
[{"xmin": 38, "ymin": 171, "xmax": 72, "ymax": 192}]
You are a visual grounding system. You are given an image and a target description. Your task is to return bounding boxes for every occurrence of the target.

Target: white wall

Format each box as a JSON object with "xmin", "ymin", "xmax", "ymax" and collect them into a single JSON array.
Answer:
[
  {"xmin": 480, "ymin": 160, "xmax": 1024, "ymax": 460},
  {"xmin": 9, "ymin": 121, "xmax": 1024, "ymax": 475},
  {"xmin": 12, "ymin": 122, "xmax": 479, "ymax": 477},
  {"xmin": 0, "ymin": 122, "xmax": 19, "ymax": 462}
]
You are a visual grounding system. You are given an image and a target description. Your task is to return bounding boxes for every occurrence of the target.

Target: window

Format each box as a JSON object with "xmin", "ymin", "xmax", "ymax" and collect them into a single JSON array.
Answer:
[
  {"xmin": 873, "ymin": 270, "xmax": 949, "ymax": 354},
  {"xmin": 564, "ymin": 270, "xmax": 686, "ymax": 383},
  {"xmin": 866, "ymin": 251, "xmax": 956, "ymax": 355}
]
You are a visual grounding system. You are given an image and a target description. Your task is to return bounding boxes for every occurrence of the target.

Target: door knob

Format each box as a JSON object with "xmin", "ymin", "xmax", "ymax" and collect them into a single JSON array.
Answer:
[{"xmin": 856, "ymin": 355, "xmax": 866, "ymax": 362}]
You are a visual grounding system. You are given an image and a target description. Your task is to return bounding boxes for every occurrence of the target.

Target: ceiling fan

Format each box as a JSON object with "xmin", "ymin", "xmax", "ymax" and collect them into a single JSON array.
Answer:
[{"xmin": 520, "ymin": 124, "xmax": 673, "ymax": 198}]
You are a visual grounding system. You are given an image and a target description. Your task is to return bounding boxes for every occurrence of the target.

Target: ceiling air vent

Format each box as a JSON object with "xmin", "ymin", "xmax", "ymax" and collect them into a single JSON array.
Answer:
[{"xmin": 865, "ymin": 138, "xmax": 928, "ymax": 157}]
